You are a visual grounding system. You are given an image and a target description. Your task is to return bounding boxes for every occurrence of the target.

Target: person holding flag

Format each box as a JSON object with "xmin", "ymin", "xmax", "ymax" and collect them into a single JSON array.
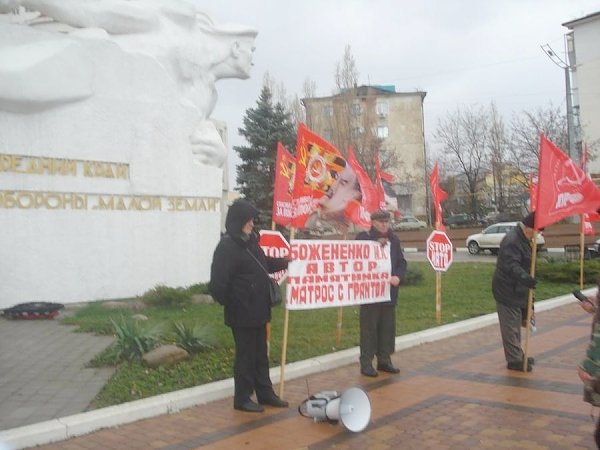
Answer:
[
  {"xmin": 492, "ymin": 212, "xmax": 540, "ymax": 372},
  {"xmin": 355, "ymin": 209, "xmax": 407, "ymax": 377}
]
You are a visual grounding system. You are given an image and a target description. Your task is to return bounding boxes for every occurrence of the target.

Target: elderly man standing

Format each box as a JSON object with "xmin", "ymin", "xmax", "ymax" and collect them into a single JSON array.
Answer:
[
  {"xmin": 492, "ymin": 212, "xmax": 540, "ymax": 372},
  {"xmin": 355, "ymin": 209, "xmax": 407, "ymax": 377}
]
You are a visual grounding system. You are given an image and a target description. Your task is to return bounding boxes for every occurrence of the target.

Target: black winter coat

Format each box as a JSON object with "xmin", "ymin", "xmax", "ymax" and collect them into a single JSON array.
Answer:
[
  {"xmin": 492, "ymin": 225, "xmax": 533, "ymax": 308},
  {"xmin": 355, "ymin": 228, "xmax": 407, "ymax": 306},
  {"xmin": 209, "ymin": 199, "xmax": 287, "ymax": 328}
]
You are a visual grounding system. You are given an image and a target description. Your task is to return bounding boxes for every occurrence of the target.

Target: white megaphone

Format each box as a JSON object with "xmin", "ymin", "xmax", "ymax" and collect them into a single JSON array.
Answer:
[{"xmin": 299, "ymin": 387, "xmax": 371, "ymax": 432}]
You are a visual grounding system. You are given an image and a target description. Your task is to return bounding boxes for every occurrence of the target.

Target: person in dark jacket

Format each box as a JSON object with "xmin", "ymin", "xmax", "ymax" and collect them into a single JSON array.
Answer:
[
  {"xmin": 355, "ymin": 209, "xmax": 407, "ymax": 377},
  {"xmin": 492, "ymin": 211, "xmax": 539, "ymax": 372},
  {"xmin": 209, "ymin": 199, "xmax": 289, "ymax": 413}
]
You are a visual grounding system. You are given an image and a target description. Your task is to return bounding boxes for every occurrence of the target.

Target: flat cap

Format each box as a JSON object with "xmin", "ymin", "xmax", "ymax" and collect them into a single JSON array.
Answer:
[
  {"xmin": 522, "ymin": 211, "xmax": 544, "ymax": 230},
  {"xmin": 371, "ymin": 209, "xmax": 391, "ymax": 221}
]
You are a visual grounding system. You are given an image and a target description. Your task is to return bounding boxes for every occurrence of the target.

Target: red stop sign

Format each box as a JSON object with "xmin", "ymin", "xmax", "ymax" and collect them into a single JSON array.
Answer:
[
  {"xmin": 426, "ymin": 231, "xmax": 453, "ymax": 272},
  {"xmin": 259, "ymin": 230, "xmax": 290, "ymax": 284}
]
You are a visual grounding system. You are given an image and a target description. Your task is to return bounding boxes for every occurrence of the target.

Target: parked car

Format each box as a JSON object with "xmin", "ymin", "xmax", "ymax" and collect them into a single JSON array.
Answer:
[
  {"xmin": 465, "ymin": 222, "xmax": 545, "ymax": 255},
  {"xmin": 392, "ymin": 216, "xmax": 427, "ymax": 231},
  {"xmin": 444, "ymin": 213, "xmax": 484, "ymax": 228}
]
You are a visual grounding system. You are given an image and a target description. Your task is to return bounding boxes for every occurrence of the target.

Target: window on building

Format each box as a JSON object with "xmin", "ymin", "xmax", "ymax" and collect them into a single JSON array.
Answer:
[
  {"xmin": 376, "ymin": 101, "xmax": 389, "ymax": 117},
  {"xmin": 351, "ymin": 103, "xmax": 361, "ymax": 116},
  {"xmin": 323, "ymin": 105, "xmax": 333, "ymax": 117},
  {"xmin": 377, "ymin": 126, "xmax": 389, "ymax": 139},
  {"xmin": 351, "ymin": 127, "xmax": 363, "ymax": 138},
  {"xmin": 323, "ymin": 129, "xmax": 333, "ymax": 141}
]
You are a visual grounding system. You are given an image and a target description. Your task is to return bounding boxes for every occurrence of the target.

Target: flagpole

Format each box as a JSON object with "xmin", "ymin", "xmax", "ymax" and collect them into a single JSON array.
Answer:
[
  {"xmin": 522, "ymin": 231, "xmax": 538, "ymax": 372},
  {"xmin": 278, "ymin": 227, "xmax": 294, "ymax": 399},
  {"xmin": 579, "ymin": 215, "xmax": 585, "ymax": 289},
  {"xmin": 435, "ymin": 271, "xmax": 442, "ymax": 323}
]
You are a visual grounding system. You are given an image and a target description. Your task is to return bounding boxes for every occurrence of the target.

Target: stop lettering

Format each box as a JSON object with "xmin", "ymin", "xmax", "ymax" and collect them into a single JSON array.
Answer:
[
  {"xmin": 426, "ymin": 231, "xmax": 453, "ymax": 272},
  {"xmin": 259, "ymin": 230, "xmax": 290, "ymax": 283}
]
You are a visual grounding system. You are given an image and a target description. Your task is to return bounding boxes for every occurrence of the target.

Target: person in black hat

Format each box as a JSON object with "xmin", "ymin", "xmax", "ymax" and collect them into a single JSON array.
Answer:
[
  {"xmin": 492, "ymin": 211, "xmax": 539, "ymax": 372},
  {"xmin": 209, "ymin": 199, "xmax": 289, "ymax": 412},
  {"xmin": 355, "ymin": 209, "xmax": 407, "ymax": 377}
]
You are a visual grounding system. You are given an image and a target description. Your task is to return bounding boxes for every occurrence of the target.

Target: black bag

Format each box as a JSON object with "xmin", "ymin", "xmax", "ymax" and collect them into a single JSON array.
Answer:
[
  {"xmin": 247, "ymin": 249, "xmax": 282, "ymax": 308},
  {"xmin": 268, "ymin": 278, "xmax": 283, "ymax": 307}
]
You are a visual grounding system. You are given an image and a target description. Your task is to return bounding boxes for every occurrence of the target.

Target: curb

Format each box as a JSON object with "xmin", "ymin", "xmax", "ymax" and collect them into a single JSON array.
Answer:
[{"xmin": 0, "ymin": 291, "xmax": 591, "ymax": 450}]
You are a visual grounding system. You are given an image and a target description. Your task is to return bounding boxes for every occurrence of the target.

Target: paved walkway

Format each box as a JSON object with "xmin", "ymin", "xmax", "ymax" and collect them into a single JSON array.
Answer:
[
  {"xmin": 9, "ymin": 299, "xmax": 598, "ymax": 450},
  {"xmin": 0, "ymin": 316, "xmax": 114, "ymax": 431}
]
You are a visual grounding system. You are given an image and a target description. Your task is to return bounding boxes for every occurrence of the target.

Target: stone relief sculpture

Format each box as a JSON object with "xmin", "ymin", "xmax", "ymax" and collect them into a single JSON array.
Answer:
[{"xmin": 0, "ymin": 0, "xmax": 257, "ymax": 167}]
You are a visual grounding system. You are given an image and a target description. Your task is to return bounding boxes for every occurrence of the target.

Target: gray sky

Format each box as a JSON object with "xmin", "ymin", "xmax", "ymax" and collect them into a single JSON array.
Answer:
[{"xmin": 203, "ymin": 0, "xmax": 600, "ymax": 186}]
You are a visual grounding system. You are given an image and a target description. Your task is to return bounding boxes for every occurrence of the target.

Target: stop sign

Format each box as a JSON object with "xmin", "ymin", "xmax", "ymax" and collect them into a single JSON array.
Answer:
[
  {"xmin": 259, "ymin": 230, "xmax": 290, "ymax": 284},
  {"xmin": 426, "ymin": 230, "xmax": 453, "ymax": 272}
]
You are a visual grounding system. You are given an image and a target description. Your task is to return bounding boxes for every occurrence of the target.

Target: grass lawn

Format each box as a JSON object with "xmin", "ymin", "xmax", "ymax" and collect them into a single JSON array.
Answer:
[{"xmin": 62, "ymin": 260, "xmax": 594, "ymax": 408}]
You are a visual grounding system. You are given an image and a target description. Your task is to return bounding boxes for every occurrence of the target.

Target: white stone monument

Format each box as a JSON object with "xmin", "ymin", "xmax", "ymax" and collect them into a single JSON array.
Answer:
[{"xmin": 0, "ymin": 1, "xmax": 257, "ymax": 308}]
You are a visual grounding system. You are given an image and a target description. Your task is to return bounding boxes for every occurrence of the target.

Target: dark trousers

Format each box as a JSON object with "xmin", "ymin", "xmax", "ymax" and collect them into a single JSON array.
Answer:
[
  {"xmin": 496, "ymin": 301, "xmax": 524, "ymax": 363},
  {"xmin": 231, "ymin": 326, "xmax": 274, "ymax": 405},
  {"xmin": 359, "ymin": 303, "xmax": 396, "ymax": 369},
  {"xmin": 595, "ymin": 415, "xmax": 600, "ymax": 449}
]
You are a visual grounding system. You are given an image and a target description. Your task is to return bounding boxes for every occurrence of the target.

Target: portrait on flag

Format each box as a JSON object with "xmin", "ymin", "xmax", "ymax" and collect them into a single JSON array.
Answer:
[
  {"xmin": 286, "ymin": 240, "xmax": 391, "ymax": 310},
  {"xmin": 293, "ymin": 124, "xmax": 362, "ymax": 231}
]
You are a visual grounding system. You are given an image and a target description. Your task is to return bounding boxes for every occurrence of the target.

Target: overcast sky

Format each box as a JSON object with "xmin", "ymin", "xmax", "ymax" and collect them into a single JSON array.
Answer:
[{"xmin": 202, "ymin": 0, "xmax": 600, "ymax": 186}]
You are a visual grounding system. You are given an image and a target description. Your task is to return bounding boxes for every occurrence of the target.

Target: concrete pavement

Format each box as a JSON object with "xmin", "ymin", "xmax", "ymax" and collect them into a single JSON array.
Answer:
[{"xmin": 0, "ymin": 315, "xmax": 115, "ymax": 432}]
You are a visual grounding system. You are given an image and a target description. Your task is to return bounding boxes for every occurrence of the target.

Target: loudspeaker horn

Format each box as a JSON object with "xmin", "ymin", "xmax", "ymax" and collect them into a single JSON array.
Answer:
[{"xmin": 300, "ymin": 387, "xmax": 371, "ymax": 432}]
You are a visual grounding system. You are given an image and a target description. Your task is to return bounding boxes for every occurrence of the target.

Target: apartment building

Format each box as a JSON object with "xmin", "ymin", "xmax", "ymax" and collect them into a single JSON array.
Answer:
[
  {"xmin": 302, "ymin": 85, "xmax": 428, "ymax": 217},
  {"xmin": 563, "ymin": 11, "xmax": 600, "ymax": 181}
]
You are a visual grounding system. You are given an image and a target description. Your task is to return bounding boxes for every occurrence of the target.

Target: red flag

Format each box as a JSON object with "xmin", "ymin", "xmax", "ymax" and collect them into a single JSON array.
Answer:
[
  {"xmin": 345, "ymin": 147, "xmax": 378, "ymax": 228},
  {"xmin": 528, "ymin": 174, "xmax": 538, "ymax": 212},
  {"xmin": 272, "ymin": 143, "xmax": 295, "ymax": 226},
  {"xmin": 375, "ymin": 153, "xmax": 400, "ymax": 215},
  {"xmin": 429, "ymin": 163, "xmax": 448, "ymax": 231},
  {"xmin": 535, "ymin": 134, "xmax": 600, "ymax": 230},
  {"xmin": 291, "ymin": 123, "xmax": 346, "ymax": 229}
]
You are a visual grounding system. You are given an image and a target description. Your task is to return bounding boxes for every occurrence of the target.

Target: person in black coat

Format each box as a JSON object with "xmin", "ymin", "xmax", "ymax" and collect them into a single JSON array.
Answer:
[
  {"xmin": 492, "ymin": 212, "xmax": 539, "ymax": 372},
  {"xmin": 209, "ymin": 199, "xmax": 288, "ymax": 412},
  {"xmin": 355, "ymin": 209, "xmax": 407, "ymax": 377}
]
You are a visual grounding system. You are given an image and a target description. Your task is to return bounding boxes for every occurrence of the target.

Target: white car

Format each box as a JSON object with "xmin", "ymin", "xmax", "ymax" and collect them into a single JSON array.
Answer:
[
  {"xmin": 465, "ymin": 222, "xmax": 545, "ymax": 255},
  {"xmin": 392, "ymin": 216, "xmax": 427, "ymax": 231}
]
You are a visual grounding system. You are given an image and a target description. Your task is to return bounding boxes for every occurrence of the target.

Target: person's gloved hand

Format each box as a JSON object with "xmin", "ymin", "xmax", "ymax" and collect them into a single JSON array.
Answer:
[{"xmin": 520, "ymin": 273, "xmax": 537, "ymax": 289}]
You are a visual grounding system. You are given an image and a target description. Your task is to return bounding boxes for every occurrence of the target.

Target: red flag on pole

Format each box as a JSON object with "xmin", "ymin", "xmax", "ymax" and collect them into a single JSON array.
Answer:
[
  {"xmin": 375, "ymin": 153, "xmax": 386, "ymax": 210},
  {"xmin": 291, "ymin": 123, "xmax": 346, "ymax": 229},
  {"xmin": 535, "ymin": 134, "xmax": 600, "ymax": 230},
  {"xmin": 272, "ymin": 143, "xmax": 295, "ymax": 227},
  {"xmin": 345, "ymin": 147, "xmax": 378, "ymax": 228},
  {"xmin": 429, "ymin": 162, "xmax": 448, "ymax": 231}
]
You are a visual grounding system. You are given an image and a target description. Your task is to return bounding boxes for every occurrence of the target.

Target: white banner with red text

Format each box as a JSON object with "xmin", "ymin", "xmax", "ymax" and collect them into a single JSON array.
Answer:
[{"xmin": 286, "ymin": 239, "xmax": 391, "ymax": 310}]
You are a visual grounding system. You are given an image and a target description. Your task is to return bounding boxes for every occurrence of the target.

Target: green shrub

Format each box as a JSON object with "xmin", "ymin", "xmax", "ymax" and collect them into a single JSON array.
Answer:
[
  {"xmin": 172, "ymin": 322, "xmax": 215, "ymax": 354},
  {"xmin": 140, "ymin": 285, "xmax": 191, "ymax": 307},
  {"xmin": 186, "ymin": 283, "xmax": 210, "ymax": 295},
  {"xmin": 537, "ymin": 259, "xmax": 600, "ymax": 284},
  {"xmin": 403, "ymin": 265, "xmax": 423, "ymax": 285},
  {"xmin": 110, "ymin": 316, "xmax": 163, "ymax": 362}
]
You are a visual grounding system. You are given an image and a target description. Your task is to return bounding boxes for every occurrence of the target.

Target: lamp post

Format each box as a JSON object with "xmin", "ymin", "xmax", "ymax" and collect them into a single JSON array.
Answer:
[{"xmin": 540, "ymin": 42, "xmax": 580, "ymax": 162}]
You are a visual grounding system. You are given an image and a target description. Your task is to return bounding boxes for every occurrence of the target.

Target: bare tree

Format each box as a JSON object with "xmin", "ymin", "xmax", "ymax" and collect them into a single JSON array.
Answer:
[
  {"xmin": 262, "ymin": 72, "xmax": 307, "ymax": 128},
  {"xmin": 487, "ymin": 103, "xmax": 509, "ymax": 211},
  {"xmin": 435, "ymin": 106, "xmax": 488, "ymax": 218},
  {"xmin": 508, "ymin": 103, "xmax": 567, "ymax": 178}
]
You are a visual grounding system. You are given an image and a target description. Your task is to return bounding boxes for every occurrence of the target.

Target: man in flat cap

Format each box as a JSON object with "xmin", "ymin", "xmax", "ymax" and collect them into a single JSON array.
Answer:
[
  {"xmin": 492, "ymin": 211, "xmax": 540, "ymax": 372},
  {"xmin": 355, "ymin": 209, "xmax": 407, "ymax": 377}
]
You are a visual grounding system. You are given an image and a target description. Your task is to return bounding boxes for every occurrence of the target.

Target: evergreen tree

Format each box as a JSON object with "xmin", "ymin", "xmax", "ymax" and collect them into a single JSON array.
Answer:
[{"xmin": 234, "ymin": 86, "xmax": 296, "ymax": 225}]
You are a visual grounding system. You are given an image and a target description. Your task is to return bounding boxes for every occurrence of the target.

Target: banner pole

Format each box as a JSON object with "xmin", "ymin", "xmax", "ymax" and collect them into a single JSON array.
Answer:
[
  {"xmin": 266, "ymin": 220, "xmax": 276, "ymax": 358},
  {"xmin": 579, "ymin": 216, "xmax": 585, "ymax": 289},
  {"xmin": 336, "ymin": 229, "xmax": 348, "ymax": 346},
  {"xmin": 278, "ymin": 227, "xmax": 294, "ymax": 399},
  {"xmin": 435, "ymin": 271, "xmax": 442, "ymax": 323},
  {"xmin": 522, "ymin": 231, "xmax": 538, "ymax": 372}
]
